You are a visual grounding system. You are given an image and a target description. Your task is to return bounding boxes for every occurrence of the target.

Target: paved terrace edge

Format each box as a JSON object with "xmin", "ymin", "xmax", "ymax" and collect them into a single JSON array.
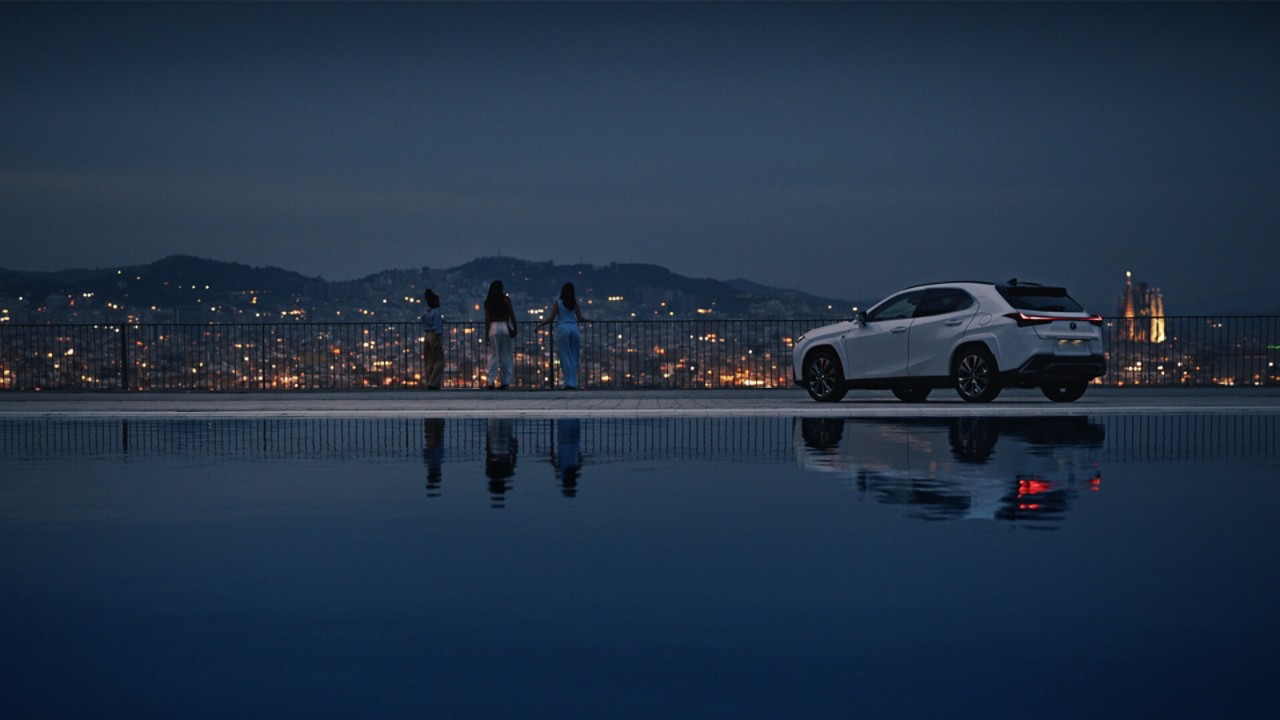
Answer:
[{"xmin": 1, "ymin": 388, "xmax": 1277, "ymax": 419}]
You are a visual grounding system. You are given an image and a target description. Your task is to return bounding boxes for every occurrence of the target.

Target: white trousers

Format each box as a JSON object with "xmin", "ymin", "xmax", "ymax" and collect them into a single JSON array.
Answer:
[{"xmin": 486, "ymin": 324, "xmax": 514, "ymax": 387}]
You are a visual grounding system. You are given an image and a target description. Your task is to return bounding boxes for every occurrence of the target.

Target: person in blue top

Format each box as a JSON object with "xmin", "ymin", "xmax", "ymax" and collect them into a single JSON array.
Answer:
[
  {"xmin": 419, "ymin": 289, "xmax": 444, "ymax": 390},
  {"xmin": 537, "ymin": 282, "xmax": 588, "ymax": 390}
]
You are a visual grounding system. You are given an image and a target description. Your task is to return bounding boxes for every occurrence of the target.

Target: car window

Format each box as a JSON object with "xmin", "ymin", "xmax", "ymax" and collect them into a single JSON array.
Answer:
[
  {"xmin": 914, "ymin": 288, "xmax": 975, "ymax": 318},
  {"xmin": 865, "ymin": 291, "xmax": 924, "ymax": 322},
  {"xmin": 996, "ymin": 286, "xmax": 1084, "ymax": 312}
]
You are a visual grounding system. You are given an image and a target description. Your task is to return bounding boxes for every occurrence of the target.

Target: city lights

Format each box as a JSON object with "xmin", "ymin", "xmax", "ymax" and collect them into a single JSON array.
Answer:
[
  {"xmin": 2, "ymin": 274, "xmax": 1278, "ymax": 391},
  {"xmin": 0, "ymin": 319, "xmax": 830, "ymax": 390}
]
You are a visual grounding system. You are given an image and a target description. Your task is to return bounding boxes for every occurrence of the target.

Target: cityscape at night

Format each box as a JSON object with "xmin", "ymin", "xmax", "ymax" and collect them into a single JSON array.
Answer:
[
  {"xmin": 1, "ymin": 266, "xmax": 1277, "ymax": 391},
  {"xmin": 4, "ymin": 3, "xmax": 1280, "ymax": 718}
]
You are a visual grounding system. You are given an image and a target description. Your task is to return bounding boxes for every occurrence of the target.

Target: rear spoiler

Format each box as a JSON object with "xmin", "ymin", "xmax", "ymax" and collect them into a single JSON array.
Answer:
[{"xmin": 1001, "ymin": 285, "xmax": 1069, "ymax": 297}]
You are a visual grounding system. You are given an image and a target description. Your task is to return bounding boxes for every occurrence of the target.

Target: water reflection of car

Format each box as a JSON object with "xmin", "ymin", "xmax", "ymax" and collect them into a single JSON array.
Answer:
[
  {"xmin": 795, "ymin": 417, "xmax": 1104, "ymax": 527},
  {"xmin": 792, "ymin": 280, "xmax": 1106, "ymax": 403}
]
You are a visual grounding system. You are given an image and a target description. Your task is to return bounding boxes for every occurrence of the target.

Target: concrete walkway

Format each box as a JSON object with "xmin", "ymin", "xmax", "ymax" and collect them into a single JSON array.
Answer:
[{"xmin": 1, "ymin": 387, "xmax": 1277, "ymax": 419}]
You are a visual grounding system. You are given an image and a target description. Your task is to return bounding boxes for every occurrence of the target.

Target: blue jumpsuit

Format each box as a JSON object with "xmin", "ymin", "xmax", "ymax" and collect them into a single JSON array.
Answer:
[{"xmin": 554, "ymin": 299, "xmax": 581, "ymax": 389}]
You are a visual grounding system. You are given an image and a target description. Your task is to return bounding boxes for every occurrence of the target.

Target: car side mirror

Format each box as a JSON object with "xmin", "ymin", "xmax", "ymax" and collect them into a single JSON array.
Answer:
[{"xmin": 853, "ymin": 310, "xmax": 866, "ymax": 326}]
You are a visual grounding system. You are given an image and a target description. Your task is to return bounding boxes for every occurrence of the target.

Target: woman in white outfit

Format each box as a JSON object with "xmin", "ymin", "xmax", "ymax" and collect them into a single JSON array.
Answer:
[
  {"xmin": 483, "ymin": 280, "xmax": 516, "ymax": 389},
  {"xmin": 537, "ymin": 283, "xmax": 587, "ymax": 389}
]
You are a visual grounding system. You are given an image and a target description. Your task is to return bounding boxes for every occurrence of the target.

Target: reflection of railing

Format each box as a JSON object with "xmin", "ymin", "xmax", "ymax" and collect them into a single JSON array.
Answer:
[
  {"xmin": 1103, "ymin": 413, "xmax": 1280, "ymax": 462},
  {"xmin": 3, "ymin": 415, "xmax": 1278, "ymax": 464},
  {"xmin": 0, "ymin": 417, "xmax": 797, "ymax": 465},
  {"xmin": 1, "ymin": 316, "xmax": 1278, "ymax": 390}
]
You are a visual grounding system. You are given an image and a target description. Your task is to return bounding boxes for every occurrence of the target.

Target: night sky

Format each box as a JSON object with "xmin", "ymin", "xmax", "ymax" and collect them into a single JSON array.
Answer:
[{"xmin": 3, "ymin": 2, "xmax": 1278, "ymax": 313}]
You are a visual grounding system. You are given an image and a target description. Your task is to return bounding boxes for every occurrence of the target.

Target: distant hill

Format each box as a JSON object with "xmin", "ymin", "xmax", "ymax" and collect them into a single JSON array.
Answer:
[
  {"xmin": 0, "ymin": 255, "xmax": 322, "ymax": 311},
  {"xmin": 441, "ymin": 258, "xmax": 811, "ymax": 314},
  {"xmin": 0, "ymin": 255, "xmax": 857, "ymax": 320},
  {"xmin": 725, "ymin": 278, "xmax": 867, "ymax": 313},
  {"xmin": 388, "ymin": 257, "xmax": 857, "ymax": 317}
]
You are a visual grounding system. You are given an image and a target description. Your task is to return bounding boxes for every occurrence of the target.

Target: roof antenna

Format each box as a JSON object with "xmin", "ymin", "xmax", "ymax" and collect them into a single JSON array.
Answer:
[{"xmin": 1007, "ymin": 277, "xmax": 1018, "ymax": 286}]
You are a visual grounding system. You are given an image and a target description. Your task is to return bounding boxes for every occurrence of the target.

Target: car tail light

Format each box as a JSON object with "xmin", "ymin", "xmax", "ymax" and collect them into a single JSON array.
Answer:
[
  {"xmin": 1004, "ymin": 312, "xmax": 1053, "ymax": 327},
  {"xmin": 1004, "ymin": 312, "xmax": 1103, "ymax": 327}
]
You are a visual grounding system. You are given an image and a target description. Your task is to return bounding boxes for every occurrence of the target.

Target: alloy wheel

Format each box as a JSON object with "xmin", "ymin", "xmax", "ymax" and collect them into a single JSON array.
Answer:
[
  {"xmin": 954, "ymin": 349, "xmax": 1000, "ymax": 403},
  {"xmin": 805, "ymin": 352, "xmax": 847, "ymax": 402}
]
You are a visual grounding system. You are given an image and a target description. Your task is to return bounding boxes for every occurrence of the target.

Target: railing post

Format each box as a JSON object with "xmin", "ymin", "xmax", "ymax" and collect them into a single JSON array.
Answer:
[{"xmin": 119, "ymin": 323, "xmax": 130, "ymax": 391}]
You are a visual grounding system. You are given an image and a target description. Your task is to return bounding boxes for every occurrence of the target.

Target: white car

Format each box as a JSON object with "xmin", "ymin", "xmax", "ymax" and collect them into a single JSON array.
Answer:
[{"xmin": 792, "ymin": 280, "xmax": 1106, "ymax": 403}]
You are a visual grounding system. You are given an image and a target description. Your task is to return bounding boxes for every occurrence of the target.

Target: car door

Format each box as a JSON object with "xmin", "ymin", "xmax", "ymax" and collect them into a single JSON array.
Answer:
[
  {"xmin": 907, "ymin": 288, "xmax": 977, "ymax": 378},
  {"xmin": 841, "ymin": 290, "xmax": 922, "ymax": 379}
]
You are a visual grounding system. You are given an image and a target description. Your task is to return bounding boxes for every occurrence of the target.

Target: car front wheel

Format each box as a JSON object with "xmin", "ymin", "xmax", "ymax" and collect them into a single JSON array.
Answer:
[
  {"xmin": 804, "ymin": 349, "xmax": 847, "ymax": 403},
  {"xmin": 953, "ymin": 347, "xmax": 1001, "ymax": 403},
  {"xmin": 1041, "ymin": 379, "xmax": 1089, "ymax": 402}
]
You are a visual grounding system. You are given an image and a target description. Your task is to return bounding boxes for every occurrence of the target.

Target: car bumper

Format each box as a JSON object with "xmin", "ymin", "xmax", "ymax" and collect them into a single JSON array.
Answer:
[{"xmin": 1008, "ymin": 353, "xmax": 1106, "ymax": 383}]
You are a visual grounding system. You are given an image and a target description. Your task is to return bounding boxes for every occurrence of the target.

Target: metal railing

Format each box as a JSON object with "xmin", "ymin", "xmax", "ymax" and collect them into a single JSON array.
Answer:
[
  {"xmin": 1102, "ymin": 316, "xmax": 1279, "ymax": 387},
  {"xmin": 1, "ymin": 316, "xmax": 1277, "ymax": 391}
]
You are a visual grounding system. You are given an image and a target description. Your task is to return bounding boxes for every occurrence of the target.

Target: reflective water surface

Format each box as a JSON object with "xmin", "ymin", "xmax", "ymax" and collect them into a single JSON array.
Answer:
[{"xmin": 2, "ymin": 415, "xmax": 1278, "ymax": 718}]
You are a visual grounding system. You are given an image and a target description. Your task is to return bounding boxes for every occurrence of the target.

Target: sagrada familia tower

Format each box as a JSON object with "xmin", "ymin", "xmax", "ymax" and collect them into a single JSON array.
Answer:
[{"xmin": 1117, "ymin": 271, "xmax": 1166, "ymax": 344}]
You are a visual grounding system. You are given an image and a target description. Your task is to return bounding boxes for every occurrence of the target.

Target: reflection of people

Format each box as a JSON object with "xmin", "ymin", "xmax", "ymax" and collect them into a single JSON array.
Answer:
[
  {"xmin": 423, "ymin": 418, "xmax": 445, "ymax": 497},
  {"xmin": 420, "ymin": 289, "xmax": 444, "ymax": 390},
  {"xmin": 484, "ymin": 281, "xmax": 516, "ymax": 390},
  {"xmin": 552, "ymin": 418, "xmax": 582, "ymax": 497},
  {"xmin": 536, "ymin": 283, "xmax": 587, "ymax": 390},
  {"xmin": 485, "ymin": 419, "xmax": 518, "ymax": 508}
]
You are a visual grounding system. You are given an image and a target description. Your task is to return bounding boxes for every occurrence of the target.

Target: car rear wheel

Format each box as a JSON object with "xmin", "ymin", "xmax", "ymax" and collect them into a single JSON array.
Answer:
[
  {"xmin": 891, "ymin": 385, "xmax": 931, "ymax": 403},
  {"xmin": 804, "ymin": 349, "xmax": 847, "ymax": 403},
  {"xmin": 1041, "ymin": 379, "xmax": 1089, "ymax": 402},
  {"xmin": 953, "ymin": 347, "xmax": 1001, "ymax": 403}
]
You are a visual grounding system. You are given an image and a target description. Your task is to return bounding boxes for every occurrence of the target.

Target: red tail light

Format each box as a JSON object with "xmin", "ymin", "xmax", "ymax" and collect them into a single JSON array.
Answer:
[
  {"xmin": 1004, "ymin": 312, "xmax": 1053, "ymax": 327},
  {"xmin": 1005, "ymin": 312, "xmax": 1102, "ymax": 327},
  {"xmin": 1018, "ymin": 478, "xmax": 1055, "ymax": 497}
]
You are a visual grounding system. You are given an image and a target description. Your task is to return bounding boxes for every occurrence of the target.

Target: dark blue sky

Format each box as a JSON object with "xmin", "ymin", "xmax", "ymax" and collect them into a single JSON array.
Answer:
[{"xmin": 3, "ymin": 2, "xmax": 1278, "ymax": 313}]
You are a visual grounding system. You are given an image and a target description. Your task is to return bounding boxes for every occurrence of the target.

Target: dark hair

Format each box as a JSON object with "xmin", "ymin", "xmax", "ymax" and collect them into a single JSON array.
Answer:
[
  {"xmin": 559, "ymin": 282, "xmax": 577, "ymax": 311},
  {"xmin": 485, "ymin": 280, "xmax": 509, "ymax": 319},
  {"xmin": 424, "ymin": 289, "xmax": 440, "ymax": 309}
]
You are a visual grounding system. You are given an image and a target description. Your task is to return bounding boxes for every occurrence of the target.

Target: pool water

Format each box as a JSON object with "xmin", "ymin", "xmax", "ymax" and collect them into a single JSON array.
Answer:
[{"xmin": 2, "ymin": 416, "xmax": 1278, "ymax": 718}]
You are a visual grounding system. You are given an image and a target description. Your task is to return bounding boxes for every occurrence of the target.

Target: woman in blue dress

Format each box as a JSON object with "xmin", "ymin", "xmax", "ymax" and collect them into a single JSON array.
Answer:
[{"xmin": 537, "ymin": 283, "xmax": 587, "ymax": 389}]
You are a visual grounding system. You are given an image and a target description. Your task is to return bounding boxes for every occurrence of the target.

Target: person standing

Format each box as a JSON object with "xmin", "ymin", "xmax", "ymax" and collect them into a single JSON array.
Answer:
[
  {"xmin": 484, "ymin": 280, "xmax": 516, "ymax": 389},
  {"xmin": 537, "ymin": 282, "xmax": 587, "ymax": 389},
  {"xmin": 420, "ymin": 289, "xmax": 444, "ymax": 390}
]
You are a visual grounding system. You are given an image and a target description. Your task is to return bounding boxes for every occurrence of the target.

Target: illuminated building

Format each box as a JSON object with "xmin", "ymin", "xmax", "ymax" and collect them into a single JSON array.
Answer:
[{"xmin": 1117, "ymin": 271, "xmax": 1166, "ymax": 344}]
